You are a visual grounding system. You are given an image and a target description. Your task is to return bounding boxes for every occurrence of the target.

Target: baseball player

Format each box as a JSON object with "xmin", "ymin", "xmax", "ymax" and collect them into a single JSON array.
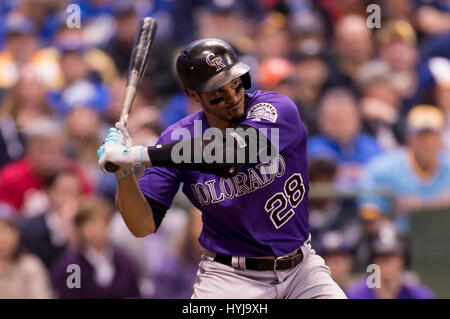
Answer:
[{"xmin": 98, "ymin": 38, "xmax": 346, "ymax": 299}]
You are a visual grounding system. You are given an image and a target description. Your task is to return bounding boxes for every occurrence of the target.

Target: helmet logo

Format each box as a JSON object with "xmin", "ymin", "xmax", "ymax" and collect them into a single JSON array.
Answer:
[{"xmin": 206, "ymin": 53, "xmax": 226, "ymax": 71}]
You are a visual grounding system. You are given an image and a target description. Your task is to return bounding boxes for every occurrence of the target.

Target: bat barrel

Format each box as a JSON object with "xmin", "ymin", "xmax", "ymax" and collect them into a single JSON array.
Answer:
[
  {"xmin": 102, "ymin": 17, "xmax": 157, "ymax": 174},
  {"xmin": 127, "ymin": 17, "xmax": 157, "ymax": 87}
]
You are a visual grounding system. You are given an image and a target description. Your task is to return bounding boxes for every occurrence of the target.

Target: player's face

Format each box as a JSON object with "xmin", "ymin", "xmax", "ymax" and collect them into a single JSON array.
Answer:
[{"xmin": 190, "ymin": 77, "xmax": 246, "ymax": 126}]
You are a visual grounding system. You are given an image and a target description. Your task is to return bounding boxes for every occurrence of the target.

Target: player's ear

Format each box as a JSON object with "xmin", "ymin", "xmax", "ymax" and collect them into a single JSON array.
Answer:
[{"xmin": 186, "ymin": 89, "xmax": 201, "ymax": 103}]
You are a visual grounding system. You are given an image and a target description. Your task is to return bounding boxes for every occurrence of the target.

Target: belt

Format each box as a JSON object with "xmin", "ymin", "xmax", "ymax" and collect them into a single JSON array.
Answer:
[{"xmin": 213, "ymin": 244, "xmax": 307, "ymax": 271}]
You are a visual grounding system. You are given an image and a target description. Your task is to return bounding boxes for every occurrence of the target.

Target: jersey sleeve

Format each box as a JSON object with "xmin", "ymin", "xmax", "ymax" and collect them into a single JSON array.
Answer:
[
  {"xmin": 137, "ymin": 132, "xmax": 184, "ymax": 208},
  {"xmin": 239, "ymin": 93, "xmax": 306, "ymax": 154}
]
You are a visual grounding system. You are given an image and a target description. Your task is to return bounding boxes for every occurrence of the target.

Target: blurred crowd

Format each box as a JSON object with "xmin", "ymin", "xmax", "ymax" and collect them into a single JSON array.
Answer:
[{"xmin": 0, "ymin": 0, "xmax": 449, "ymax": 299}]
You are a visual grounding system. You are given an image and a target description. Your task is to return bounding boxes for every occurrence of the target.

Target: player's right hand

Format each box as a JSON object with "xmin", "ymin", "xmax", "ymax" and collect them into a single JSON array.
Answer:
[
  {"xmin": 102, "ymin": 124, "xmax": 132, "ymax": 149},
  {"xmin": 97, "ymin": 127, "xmax": 148, "ymax": 175},
  {"xmin": 97, "ymin": 127, "xmax": 132, "ymax": 172}
]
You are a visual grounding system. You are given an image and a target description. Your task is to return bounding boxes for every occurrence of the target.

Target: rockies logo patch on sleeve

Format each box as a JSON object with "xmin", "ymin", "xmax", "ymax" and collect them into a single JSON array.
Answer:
[{"xmin": 247, "ymin": 103, "xmax": 278, "ymax": 123}]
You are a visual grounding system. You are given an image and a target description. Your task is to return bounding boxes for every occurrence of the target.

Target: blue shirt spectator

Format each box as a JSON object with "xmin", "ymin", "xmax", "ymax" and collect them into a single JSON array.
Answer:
[
  {"xmin": 359, "ymin": 105, "xmax": 450, "ymax": 231},
  {"xmin": 308, "ymin": 87, "xmax": 382, "ymax": 191},
  {"xmin": 308, "ymin": 133, "xmax": 381, "ymax": 165}
]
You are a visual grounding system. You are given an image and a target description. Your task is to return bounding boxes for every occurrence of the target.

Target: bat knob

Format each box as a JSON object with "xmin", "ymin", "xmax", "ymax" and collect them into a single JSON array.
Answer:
[{"xmin": 105, "ymin": 162, "xmax": 120, "ymax": 172}]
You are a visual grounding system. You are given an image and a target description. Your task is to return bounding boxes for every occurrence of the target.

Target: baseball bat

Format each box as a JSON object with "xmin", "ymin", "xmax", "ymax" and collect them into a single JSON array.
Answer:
[{"xmin": 105, "ymin": 17, "xmax": 157, "ymax": 172}]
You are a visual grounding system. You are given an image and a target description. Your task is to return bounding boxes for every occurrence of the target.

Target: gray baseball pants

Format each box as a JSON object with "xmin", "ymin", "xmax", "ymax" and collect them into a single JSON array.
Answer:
[{"xmin": 191, "ymin": 238, "xmax": 347, "ymax": 299}]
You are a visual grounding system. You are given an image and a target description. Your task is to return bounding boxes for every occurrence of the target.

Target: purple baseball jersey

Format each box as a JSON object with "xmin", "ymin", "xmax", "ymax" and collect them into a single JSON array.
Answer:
[{"xmin": 138, "ymin": 90, "xmax": 310, "ymax": 257}]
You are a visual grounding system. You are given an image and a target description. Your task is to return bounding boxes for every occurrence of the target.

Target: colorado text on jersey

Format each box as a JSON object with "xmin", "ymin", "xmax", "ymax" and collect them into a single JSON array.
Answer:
[{"xmin": 191, "ymin": 153, "xmax": 300, "ymax": 204}]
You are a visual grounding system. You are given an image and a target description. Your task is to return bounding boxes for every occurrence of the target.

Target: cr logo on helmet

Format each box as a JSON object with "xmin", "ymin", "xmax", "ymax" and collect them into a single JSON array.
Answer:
[{"xmin": 206, "ymin": 53, "xmax": 226, "ymax": 71}]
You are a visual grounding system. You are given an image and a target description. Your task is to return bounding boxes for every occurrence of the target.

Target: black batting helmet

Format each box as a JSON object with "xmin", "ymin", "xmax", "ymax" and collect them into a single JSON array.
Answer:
[{"xmin": 176, "ymin": 38, "xmax": 251, "ymax": 93}]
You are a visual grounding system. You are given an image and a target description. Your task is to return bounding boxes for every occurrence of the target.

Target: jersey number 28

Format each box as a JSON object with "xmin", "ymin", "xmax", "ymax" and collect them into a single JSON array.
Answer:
[{"xmin": 264, "ymin": 173, "xmax": 305, "ymax": 229}]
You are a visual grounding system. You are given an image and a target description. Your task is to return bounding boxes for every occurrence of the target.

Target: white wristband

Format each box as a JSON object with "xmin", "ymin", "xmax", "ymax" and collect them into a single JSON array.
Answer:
[{"xmin": 128, "ymin": 146, "xmax": 151, "ymax": 167}]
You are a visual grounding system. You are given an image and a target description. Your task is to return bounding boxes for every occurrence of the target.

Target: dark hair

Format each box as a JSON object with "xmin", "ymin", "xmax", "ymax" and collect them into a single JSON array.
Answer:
[
  {"xmin": 368, "ymin": 222, "xmax": 411, "ymax": 268},
  {"xmin": 308, "ymin": 157, "xmax": 337, "ymax": 181},
  {"xmin": 74, "ymin": 197, "xmax": 114, "ymax": 229},
  {"xmin": 0, "ymin": 218, "xmax": 23, "ymax": 261},
  {"xmin": 44, "ymin": 168, "xmax": 79, "ymax": 189}
]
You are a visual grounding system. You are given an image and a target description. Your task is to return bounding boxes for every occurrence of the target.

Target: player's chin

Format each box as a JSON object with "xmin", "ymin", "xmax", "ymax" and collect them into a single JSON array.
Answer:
[
  {"xmin": 226, "ymin": 107, "xmax": 244, "ymax": 123},
  {"xmin": 226, "ymin": 101, "xmax": 244, "ymax": 119}
]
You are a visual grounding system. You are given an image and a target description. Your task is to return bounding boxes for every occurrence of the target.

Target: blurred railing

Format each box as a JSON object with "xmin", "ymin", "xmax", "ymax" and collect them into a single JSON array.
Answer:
[
  {"xmin": 409, "ymin": 207, "xmax": 450, "ymax": 298},
  {"xmin": 309, "ymin": 183, "xmax": 450, "ymax": 298}
]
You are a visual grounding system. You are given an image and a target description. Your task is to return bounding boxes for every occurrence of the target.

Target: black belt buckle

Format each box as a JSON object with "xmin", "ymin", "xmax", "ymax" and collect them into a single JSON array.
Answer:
[
  {"xmin": 273, "ymin": 255, "xmax": 292, "ymax": 271},
  {"xmin": 273, "ymin": 249, "xmax": 303, "ymax": 271}
]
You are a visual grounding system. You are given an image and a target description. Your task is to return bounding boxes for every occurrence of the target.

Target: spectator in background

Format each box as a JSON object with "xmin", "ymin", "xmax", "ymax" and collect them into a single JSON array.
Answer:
[
  {"xmin": 288, "ymin": 8, "xmax": 327, "ymax": 57},
  {"xmin": 0, "ymin": 68, "xmax": 53, "ymax": 130},
  {"xmin": 346, "ymin": 221, "xmax": 435, "ymax": 299},
  {"xmin": 357, "ymin": 70, "xmax": 405, "ymax": 150},
  {"xmin": 51, "ymin": 35, "xmax": 95, "ymax": 89},
  {"xmin": 102, "ymin": 3, "xmax": 140, "ymax": 75},
  {"xmin": 315, "ymin": 230, "xmax": 359, "ymax": 292},
  {"xmin": 0, "ymin": 12, "xmax": 62, "ymax": 90},
  {"xmin": 308, "ymin": 157, "xmax": 361, "ymax": 244},
  {"xmin": 428, "ymin": 56, "xmax": 450, "ymax": 153},
  {"xmin": 152, "ymin": 207, "xmax": 203, "ymax": 298},
  {"xmin": 52, "ymin": 26, "xmax": 118, "ymax": 87},
  {"xmin": 0, "ymin": 210, "xmax": 51, "ymax": 298},
  {"xmin": 376, "ymin": 20, "xmax": 419, "ymax": 109},
  {"xmin": 257, "ymin": 57, "xmax": 295, "ymax": 96},
  {"xmin": 290, "ymin": 50, "xmax": 330, "ymax": 135},
  {"xmin": 416, "ymin": 1, "xmax": 450, "ymax": 36},
  {"xmin": 11, "ymin": 0, "xmax": 64, "ymax": 45},
  {"xmin": 125, "ymin": 107, "xmax": 162, "ymax": 150},
  {"xmin": 332, "ymin": 15, "xmax": 374, "ymax": 88},
  {"xmin": 59, "ymin": 80, "xmax": 110, "ymax": 184},
  {"xmin": 308, "ymin": 88, "xmax": 382, "ymax": 191},
  {"xmin": 0, "ymin": 13, "xmax": 38, "ymax": 89},
  {"xmin": 253, "ymin": 11, "xmax": 291, "ymax": 61},
  {"xmin": 195, "ymin": 0, "xmax": 256, "ymax": 53},
  {"xmin": 379, "ymin": 0, "xmax": 415, "ymax": 22},
  {"xmin": 101, "ymin": 3, "xmax": 177, "ymax": 99},
  {"xmin": 359, "ymin": 105, "xmax": 450, "ymax": 232},
  {"xmin": 0, "ymin": 117, "xmax": 92, "ymax": 216},
  {"xmin": 106, "ymin": 75, "xmax": 154, "ymax": 126},
  {"xmin": 51, "ymin": 197, "xmax": 141, "ymax": 299},
  {"xmin": 0, "ymin": 69, "xmax": 53, "ymax": 168},
  {"xmin": 109, "ymin": 194, "xmax": 193, "ymax": 299},
  {"xmin": 19, "ymin": 169, "xmax": 81, "ymax": 270},
  {"xmin": 315, "ymin": 0, "xmax": 367, "ymax": 22},
  {"xmin": 74, "ymin": 0, "xmax": 118, "ymax": 47}
]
